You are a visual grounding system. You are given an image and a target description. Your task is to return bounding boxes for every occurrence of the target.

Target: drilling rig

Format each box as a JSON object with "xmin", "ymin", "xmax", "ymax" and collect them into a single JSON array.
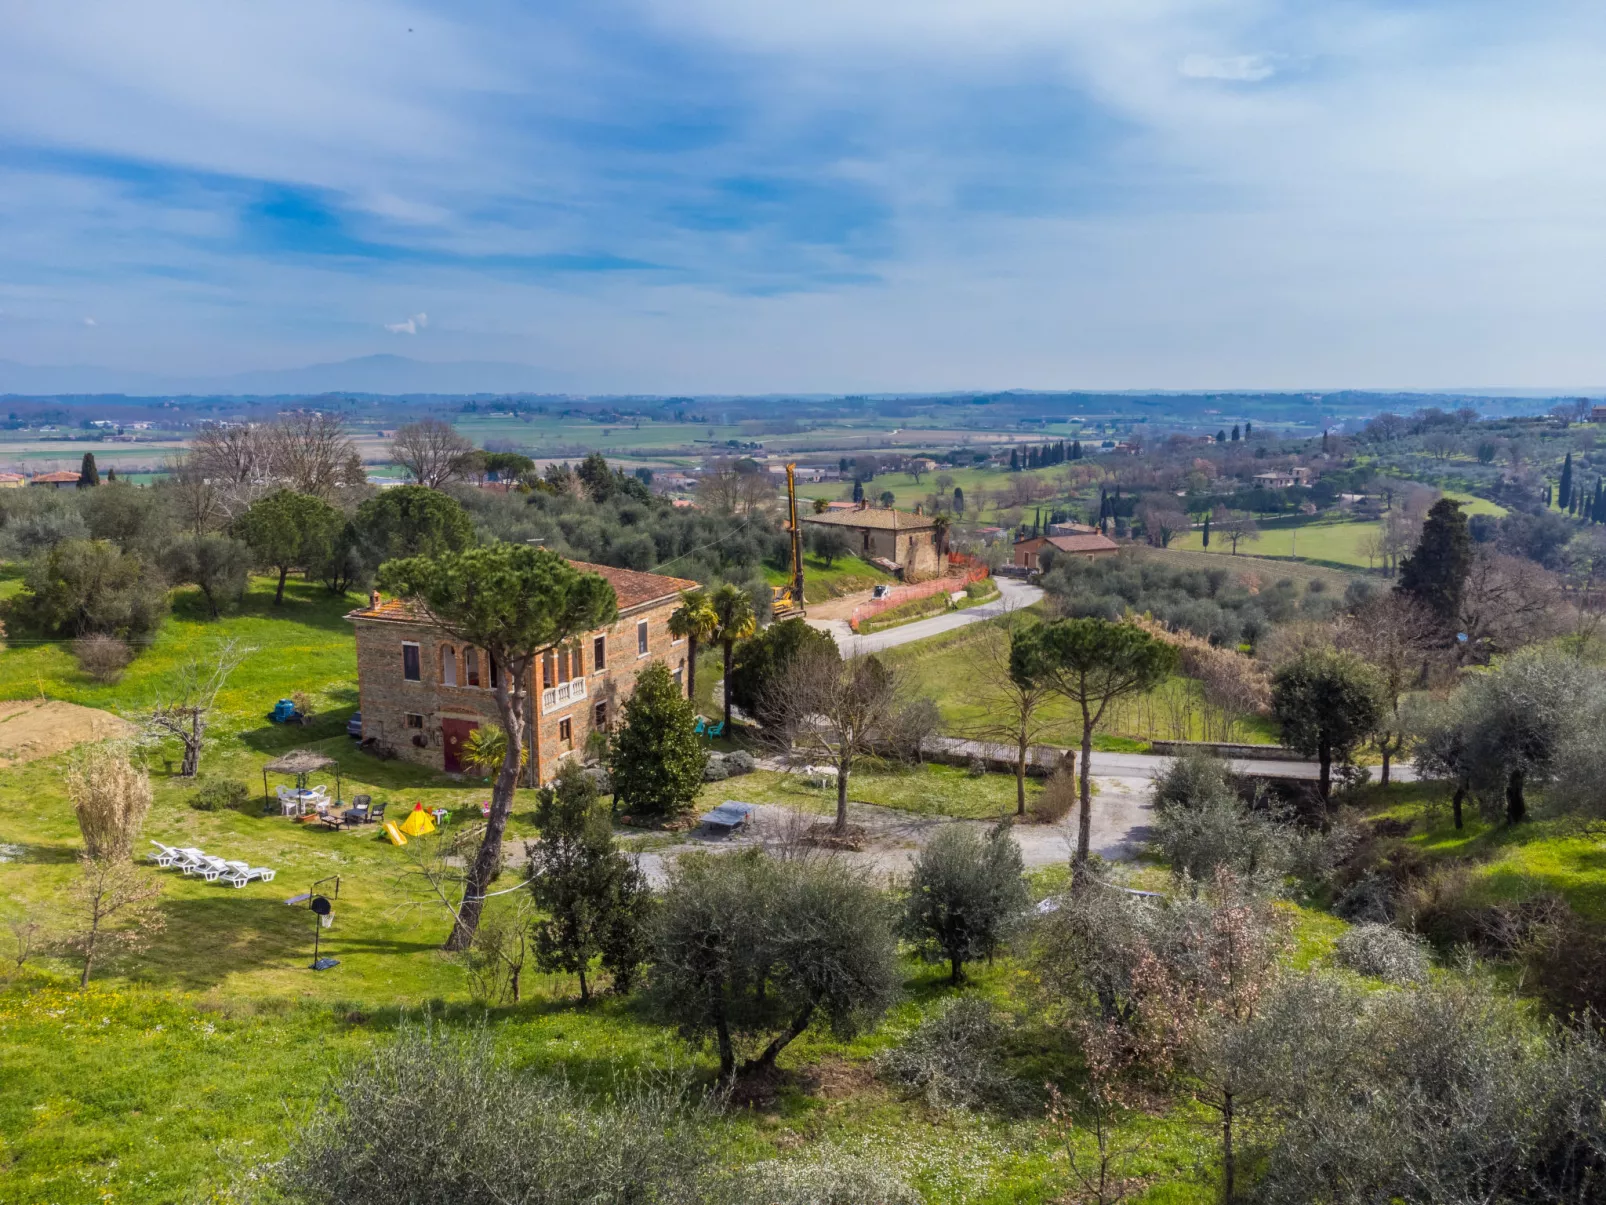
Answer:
[{"xmin": 771, "ymin": 463, "xmax": 806, "ymax": 620}]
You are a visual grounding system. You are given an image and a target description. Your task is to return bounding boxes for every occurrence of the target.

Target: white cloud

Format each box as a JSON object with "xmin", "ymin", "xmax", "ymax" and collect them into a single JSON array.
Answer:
[
  {"xmin": 82, "ymin": 317, "xmax": 97, "ymax": 327},
  {"xmin": 384, "ymin": 312, "xmax": 428, "ymax": 335},
  {"xmin": 1178, "ymin": 53, "xmax": 1276, "ymax": 82}
]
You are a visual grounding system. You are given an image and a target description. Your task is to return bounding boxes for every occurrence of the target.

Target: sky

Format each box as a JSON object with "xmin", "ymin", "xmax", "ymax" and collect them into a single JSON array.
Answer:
[{"xmin": 4, "ymin": 1, "xmax": 1606, "ymax": 394}]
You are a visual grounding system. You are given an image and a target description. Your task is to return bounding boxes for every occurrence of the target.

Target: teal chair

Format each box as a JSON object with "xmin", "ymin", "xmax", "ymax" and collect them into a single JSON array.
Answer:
[{"xmin": 693, "ymin": 716, "xmax": 707, "ymax": 736}]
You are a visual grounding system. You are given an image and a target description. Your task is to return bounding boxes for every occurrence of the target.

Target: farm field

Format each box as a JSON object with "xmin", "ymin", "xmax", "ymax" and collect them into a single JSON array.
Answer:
[
  {"xmin": 793, "ymin": 461, "xmax": 1085, "ymax": 523},
  {"xmin": 1138, "ymin": 545, "xmax": 1358, "ymax": 592}
]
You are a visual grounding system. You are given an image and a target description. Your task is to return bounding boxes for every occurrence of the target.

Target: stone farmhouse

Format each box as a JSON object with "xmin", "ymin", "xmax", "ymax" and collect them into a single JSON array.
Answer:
[
  {"xmin": 1011, "ymin": 531, "xmax": 1120, "ymax": 570},
  {"xmin": 348, "ymin": 561, "xmax": 698, "ymax": 787},
  {"xmin": 800, "ymin": 505, "xmax": 942, "ymax": 577}
]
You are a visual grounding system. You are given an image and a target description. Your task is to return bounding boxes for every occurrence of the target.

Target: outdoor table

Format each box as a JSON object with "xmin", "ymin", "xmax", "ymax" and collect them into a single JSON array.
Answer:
[{"xmin": 341, "ymin": 808, "xmax": 366, "ymax": 827}]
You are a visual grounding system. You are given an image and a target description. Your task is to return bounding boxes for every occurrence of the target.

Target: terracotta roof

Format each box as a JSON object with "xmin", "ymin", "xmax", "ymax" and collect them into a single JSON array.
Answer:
[
  {"xmin": 31, "ymin": 471, "xmax": 81, "ymax": 483},
  {"xmin": 802, "ymin": 507, "xmax": 936, "ymax": 532},
  {"xmin": 348, "ymin": 558, "xmax": 698, "ymax": 624},
  {"xmin": 1016, "ymin": 533, "xmax": 1120, "ymax": 555},
  {"xmin": 0, "ymin": 473, "xmax": 24, "ymax": 482}
]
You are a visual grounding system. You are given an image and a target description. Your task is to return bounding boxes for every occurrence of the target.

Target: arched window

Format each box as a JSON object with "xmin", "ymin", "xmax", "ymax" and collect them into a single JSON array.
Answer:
[
  {"xmin": 465, "ymin": 647, "xmax": 481, "ymax": 688},
  {"xmin": 440, "ymin": 644, "xmax": 457, "ymax": 686}
]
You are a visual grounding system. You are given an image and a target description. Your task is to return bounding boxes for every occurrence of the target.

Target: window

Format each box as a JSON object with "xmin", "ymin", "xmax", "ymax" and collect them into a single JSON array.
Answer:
[
  {"xmin": 404, "ymin": 713, "xmax": 425, "ymax": 729},
  {"xmin": 542, "ymin": 650, "xmax": 555, "ymax": 689},
  {"xmin": 558, "ymin": 717, "xmax": 572, "ymax": 744},
  {"xmin": 673, "ymin": 661, "xmax": 685, "ymax": 692},
  {"xmin": 593, "ymin": 701, "xmax": 608, "ymax": 728},
  {"xmin": 488, "ymin": 655, "xmax": 499, "ymax": 689},
  {"xmin": 571, "ymin": 644, "xmax": 583, "ymax": 676},
  {"xmin": 402, "ymin": 643, "xmax": 421, "ymax": 681},
  {"xmin": 465, "ymin": 648, "xmax": 480, "ymax": 688},
  {"xmin": 637, "ymin": 620, "xmax": 649, "ymax": 657},
  {"xmin": 593, "ymin": 635, "xmax": 606, "ymax": 671},
  {"xmin": 441, "ymin": 645, "xmax": 457, "ymax": 686}
]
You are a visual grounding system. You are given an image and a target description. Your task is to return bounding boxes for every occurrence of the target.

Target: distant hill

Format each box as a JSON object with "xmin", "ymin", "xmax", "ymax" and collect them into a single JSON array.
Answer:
[{"xmin": 0, "ymin": 354, "xmax": 566, "ymax": 397}]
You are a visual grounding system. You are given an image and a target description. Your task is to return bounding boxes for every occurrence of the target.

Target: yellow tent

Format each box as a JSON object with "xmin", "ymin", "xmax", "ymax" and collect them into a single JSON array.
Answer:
[{"xmin": 398, "ymin": 804, "xmax": 437, "ymax": 837}]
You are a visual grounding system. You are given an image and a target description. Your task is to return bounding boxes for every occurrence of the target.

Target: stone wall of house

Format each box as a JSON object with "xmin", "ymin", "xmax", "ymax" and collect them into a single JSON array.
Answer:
[{"xmin": 352, "ymin": 597, "xmax": 690, "ymax": 786}]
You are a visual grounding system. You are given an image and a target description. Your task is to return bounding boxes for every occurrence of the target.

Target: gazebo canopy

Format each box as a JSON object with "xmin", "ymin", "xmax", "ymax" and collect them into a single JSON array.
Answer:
[{"xmin": 264, "ymin": 749, "xmax": 338, "ymax": 775}]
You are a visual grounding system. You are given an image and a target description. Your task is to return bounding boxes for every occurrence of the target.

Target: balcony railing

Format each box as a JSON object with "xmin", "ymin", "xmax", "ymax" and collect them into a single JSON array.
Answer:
[{"xmin": 541, "ymin": 677, "xmax": 586, "ymax": 714}]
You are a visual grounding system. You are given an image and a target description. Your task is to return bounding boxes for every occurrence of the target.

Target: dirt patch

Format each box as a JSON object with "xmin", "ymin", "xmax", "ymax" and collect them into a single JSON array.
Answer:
[
  {"xmin": 803, "ymin": 822, "xmax": 870, "ymax": 851},
  {"xmin": 0, "ymin": 699, "xmax": 136, "ymax": 767}
]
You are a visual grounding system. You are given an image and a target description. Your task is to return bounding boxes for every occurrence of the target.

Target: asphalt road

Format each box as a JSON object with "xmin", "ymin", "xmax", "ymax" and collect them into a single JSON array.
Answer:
[{"xmin": 808, "ymin": 575, "xmax": 1043, "ymax": 654}]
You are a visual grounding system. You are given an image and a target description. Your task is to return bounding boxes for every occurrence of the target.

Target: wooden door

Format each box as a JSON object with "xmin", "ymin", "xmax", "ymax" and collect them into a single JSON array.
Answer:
[{"xmin": 441, "ymin": 718, "xmax": 477, "ymax": 773}]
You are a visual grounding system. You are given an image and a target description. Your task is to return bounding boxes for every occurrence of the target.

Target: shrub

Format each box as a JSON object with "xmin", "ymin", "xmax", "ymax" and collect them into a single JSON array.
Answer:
[
  {"xmin": 702, "ymin": 757, "xmax": 730, "ymax": 782},
  {"xmin": 11, "ymin": 539, "xmax": 168, "ymax": 638},
  {"xmin": 716, "ymin": 1150, "xmax": 918, "ymax": 1205},
  {"xmin": 724, "ymin": 749, "xmax": 756, "ymax": 775},
  {"xmin": 966, "ymin": 755, "xmax": 986, "ymax": 778},
  {"xmin": 1397, "ymin": 866, "xmax": 1569, "ymax": 959},
  {"xmin": 1333, "ymin": 923, "xmax": 1430, "ymax": 984},
  {"xmin": 1029, "ymin": 764, "xmax": 1077, "ymax": 823},
  {"xmin": 72, "ymin": 633, "xmax": 133, "ymax": 683},
  {"xmin": 874, "ymin": 997, "xmax": 1024, "ymax": 1111},
  {"xmin": 273, "ymin": 1027, "xmax": 709, "ymax": 1205},
  {"xmin": 188, "ymin": 779, "xmax": 250, "ymax": 813}
]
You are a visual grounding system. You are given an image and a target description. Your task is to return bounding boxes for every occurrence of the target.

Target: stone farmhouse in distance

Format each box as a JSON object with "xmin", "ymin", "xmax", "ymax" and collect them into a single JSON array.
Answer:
[
  {"xmin": 800, "ymin": 505, "xmax": 942, "ymax": 577},
  {"xmin": 348, "ymin": 561, "xmax": 698, "ymax": 787}
]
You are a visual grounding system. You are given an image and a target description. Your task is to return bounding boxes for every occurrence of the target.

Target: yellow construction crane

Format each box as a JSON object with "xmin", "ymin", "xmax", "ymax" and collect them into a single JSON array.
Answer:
[{"xmin": 772, "ymin": 463, "xmax": 806, "ymax": 620}]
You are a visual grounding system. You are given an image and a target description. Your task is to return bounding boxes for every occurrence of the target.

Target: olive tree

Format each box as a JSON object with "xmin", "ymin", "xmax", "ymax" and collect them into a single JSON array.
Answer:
[
  {"xmin": 903, "ymin": 823, "xmax": 1028, "ymax": 983},
  {"xmin": 233, "ymin": 488, "xmax": 342, "ymax": 605},
  {"xmin": 649, "ymin": 849, "xmax": 899, "ymax": 1081},
  {"xmin": 1454, "ymin": 647, "xmax": 1604, "ymax": 824},
  {"xmin": 379, "ymin": 545, "xmax": 618, "ymax": 950},
  {"xmin": 1010, "ymin": 619, "xmax": 1176, "ymax": 869}
]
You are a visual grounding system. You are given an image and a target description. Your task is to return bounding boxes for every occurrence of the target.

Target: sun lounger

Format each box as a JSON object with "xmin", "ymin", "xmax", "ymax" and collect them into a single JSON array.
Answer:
[
  {"xmin": 223, "ymin": 865, "xmax": 276, "ymax": 888},
  {"xmin": 175, "ymin": 848, "xmax": 209, "ymax": 874},
  {"xmin": 191, "ymin": 855, "xmax": 230, "ymax": 882},
  {"xmin": 149, "ymin": 841, "xmax": 182, "ymax": 867}
]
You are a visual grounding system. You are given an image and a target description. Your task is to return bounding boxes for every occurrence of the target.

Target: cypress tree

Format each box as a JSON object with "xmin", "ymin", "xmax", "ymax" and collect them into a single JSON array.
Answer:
[
  {"xmin": 78, "ymin": 452, "xmax": 99, "ymax": 488},
  {"xmin": 1245, "ymin": 421, "xmax": 1253, "ymax": 438},
  {"xmin": 105, "ymin": 467, "xmax": 117, "ymax": 483},
  {"xmin": 952, "ymin": 486, "xmax": 964, "ymax": 514},
  {"xmin": 1009, "ymin": 448, "xmax": 1020, "ymax": 471},
  {"xmin": 1595, "ymin": 479, "xmax": 1605, "ymax": 524},
  {"xmin": 1216, "ymin": 430, "xmax": 1227, "ymax": 443},
  {"xmin": 1559, "ymin": 452, "xmax": 1574, "ymax": 510},
  {"xmin": 1202, "ymin": 513, "xmax": 1211, "ymax": 548},
  {"xmin": 1072, "ymin": 439, "xmax": 1082, "ymax": 460},
  {"xmin": 1396, "ymin": 498, "xmax": 1472, "ymax": 625},
  {"xmin": 1232, "ymin": 425, "xmax": 1241, "ymax": 442},
  {"xmin": 852, "ymin": 479, "xmax": 864, "ymax": 503}
]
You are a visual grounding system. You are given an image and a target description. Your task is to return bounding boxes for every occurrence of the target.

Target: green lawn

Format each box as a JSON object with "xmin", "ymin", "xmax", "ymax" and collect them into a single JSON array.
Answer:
[
  {"xmin": 1442, "ymin": 489, "xmax": 1507, "ymax": 518},
  {"xmin": 1169, "ymin": 516, "xmax": 1382, "ymax": 569},
  {"xmin": 881, "ymin": 618, "xmax": 1279, "ymax": 749},
  {"xmin": 761, "ymin": 550, "xmax": 894, "ymax": 602}
]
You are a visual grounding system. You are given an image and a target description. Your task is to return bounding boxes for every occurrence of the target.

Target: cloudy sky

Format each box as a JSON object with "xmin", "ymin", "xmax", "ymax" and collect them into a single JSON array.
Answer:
[{"xmin": 3, "ymin": 1, "xmax": 1606, "ymax": 393}]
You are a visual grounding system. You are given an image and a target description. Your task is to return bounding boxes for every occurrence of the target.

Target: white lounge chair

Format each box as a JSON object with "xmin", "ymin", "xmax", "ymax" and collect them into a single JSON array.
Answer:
[
  {"xmin": 223, "ymin": 865, "xmax": 276, "ymax": 888},
  {"xmin": 149, "ymin": 841, "xmax": 182, "ymax": 867},
  {"xmin": 175, "ymin": 848, "xmax": 208, "ymax": 874},
  {"xmin": 192, "ymin": 855, "xmax": 230, "ymax": 882}
]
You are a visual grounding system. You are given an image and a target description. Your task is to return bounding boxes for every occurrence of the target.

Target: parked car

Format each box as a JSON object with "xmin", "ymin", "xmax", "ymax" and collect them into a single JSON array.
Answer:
[{"xmin": 346, "ymin": 712, "xmax": 363, "ymax": 739}]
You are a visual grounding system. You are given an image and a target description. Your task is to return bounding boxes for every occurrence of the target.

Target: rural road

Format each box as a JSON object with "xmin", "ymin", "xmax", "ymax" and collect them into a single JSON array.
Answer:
[{"xmin": 808, "ymin": 576, "xmax": 1043, "ymax": 654}]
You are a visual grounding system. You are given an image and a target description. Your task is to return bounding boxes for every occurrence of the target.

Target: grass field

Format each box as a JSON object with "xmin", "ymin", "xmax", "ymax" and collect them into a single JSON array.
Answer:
[
  {"xmin": 1139, "ymin": 546, "xmax": 1357, "ymax": 591},
  {"xmin": 794, "ymin": 462, "xmax": 1080, "ymax": 524},
  {"xmin": 1169, "ymin": 515, "xmax": 1382, "ymax": 570},
  {"xmin": 880, "ymin": 615, "xmax": 1280, "ymax": 749}
]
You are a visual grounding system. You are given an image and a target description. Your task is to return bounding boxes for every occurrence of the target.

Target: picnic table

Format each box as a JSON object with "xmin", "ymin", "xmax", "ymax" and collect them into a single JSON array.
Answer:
[{"xmin": 698, "ymin": 801, "xmax": 755, "ymax": 835}]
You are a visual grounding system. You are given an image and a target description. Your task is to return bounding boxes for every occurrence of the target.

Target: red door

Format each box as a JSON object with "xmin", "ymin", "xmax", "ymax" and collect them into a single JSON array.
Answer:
[{"xmin": 441, "ymin": 719, "xmax": 477, "ymax": 773}]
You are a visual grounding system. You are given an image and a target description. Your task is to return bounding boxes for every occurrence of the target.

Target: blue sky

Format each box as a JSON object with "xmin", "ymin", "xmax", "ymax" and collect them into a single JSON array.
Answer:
[{"xmin": 4, "ymin": 1, "xmax": 1606, "ymax": 392}]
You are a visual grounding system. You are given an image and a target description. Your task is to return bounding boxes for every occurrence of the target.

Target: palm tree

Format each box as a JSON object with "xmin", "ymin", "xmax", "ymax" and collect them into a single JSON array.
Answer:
[
  {"xmin": 668, "ymin": 588, "xmax": 719, "ymax": 705},
  {"xmin": 931, "ymin": 512, "xmax": 952, "ymax": 565},
  {"xmin": 709, "ymin": 583, "xmax": 757, "ymax": 730}
]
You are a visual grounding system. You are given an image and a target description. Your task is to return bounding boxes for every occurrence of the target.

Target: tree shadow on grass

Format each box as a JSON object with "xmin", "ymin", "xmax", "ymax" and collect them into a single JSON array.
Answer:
[
  {"xmin": 144, "ymin": 895, "xmax": 446, "ymax": 990},
  {"xmin": 169, "ymin": 578, "xmax": 364, "ymax": 636}
]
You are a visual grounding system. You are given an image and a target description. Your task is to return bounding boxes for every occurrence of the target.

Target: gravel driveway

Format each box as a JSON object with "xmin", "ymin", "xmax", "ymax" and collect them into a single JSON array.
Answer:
[{"xmin": 631, "ymin": 771, "xmax": 1155, "ymax": 886}]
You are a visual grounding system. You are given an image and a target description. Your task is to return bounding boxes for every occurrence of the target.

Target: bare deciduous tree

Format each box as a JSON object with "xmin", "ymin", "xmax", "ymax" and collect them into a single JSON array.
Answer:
[
  {"xmin": 1137, "ymin": 499, "xmax": 1187, "ymax": 548},
  {"xmin": 390, "ymin": 418, "xmax": 476, "ymax": 489},
  {"xmin": 67, "ymin": 854, "xmax": 164, "ymax": 987},
  {"xmin": 265, "ymin": 412, "xmax": 360, "ymax": 498},
  {"xmin": 1337, "ymin": 595, "xmax": 1441, "ymax": 784},
  {"xmin": 968, "ymin": 612, "xmax": 1057, "ymax": 816},
  {"xmin": 763, "ymin": 648, "xmax": 903, "ymax": 836},
  {"xmin": 143, "ymin": 639, "xmax": 255, "ymax": 776},
  {"xmin": 1214, "ymin": 510, "xmax": 1259, "ymax": 555},
  {"xmin": 191, "ymin": 422, "xmax": 269, "ymax": 484},
  {"xmin": 1458, "ymin": 550, "xmax": 1561, "ymax": 665}
]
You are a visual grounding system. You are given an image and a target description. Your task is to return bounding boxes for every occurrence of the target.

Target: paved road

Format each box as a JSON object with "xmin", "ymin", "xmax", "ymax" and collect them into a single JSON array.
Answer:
[{"xmin": 809, "ymin": 576, "xmax": 1043, "ymax": 655}]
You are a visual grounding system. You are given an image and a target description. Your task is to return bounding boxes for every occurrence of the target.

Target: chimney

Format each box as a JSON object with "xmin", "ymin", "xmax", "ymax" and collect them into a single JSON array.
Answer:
[{"xmin": 369, "ymin": 589, "xmax": 381, "ymax": 610}]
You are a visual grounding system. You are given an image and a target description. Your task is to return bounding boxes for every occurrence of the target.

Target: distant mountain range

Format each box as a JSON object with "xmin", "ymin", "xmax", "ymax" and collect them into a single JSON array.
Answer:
[{"xmin": 0, "ymin": 354, "xmax": 569, "ymax": 397}]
